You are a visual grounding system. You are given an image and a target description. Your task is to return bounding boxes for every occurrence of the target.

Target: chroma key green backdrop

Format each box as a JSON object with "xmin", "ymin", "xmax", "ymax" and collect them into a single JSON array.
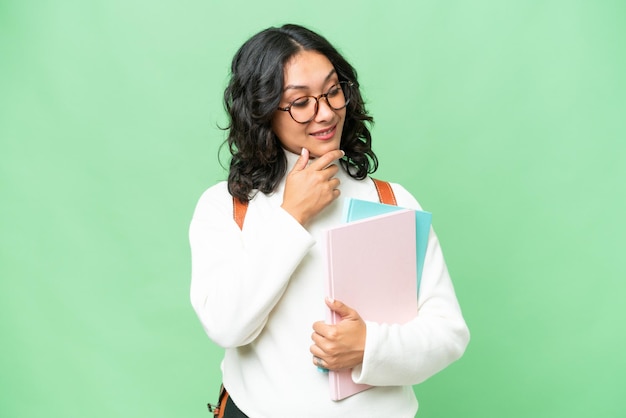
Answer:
[{"xmin": 1, "ymin": 1, "xmax": 625, "ymax": 417}]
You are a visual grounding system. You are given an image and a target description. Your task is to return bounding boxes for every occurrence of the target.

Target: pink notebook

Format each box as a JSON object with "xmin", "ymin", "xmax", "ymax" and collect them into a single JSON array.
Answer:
[{"xmin": 325, "ymin": 209, "xmax": 418, "ymax": 401}]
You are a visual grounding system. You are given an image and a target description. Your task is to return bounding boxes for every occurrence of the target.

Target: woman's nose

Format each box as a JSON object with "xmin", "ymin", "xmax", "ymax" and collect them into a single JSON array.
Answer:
[{"xmin": 314, "ymin": 97, "xmax": 334, "ymax": 122}]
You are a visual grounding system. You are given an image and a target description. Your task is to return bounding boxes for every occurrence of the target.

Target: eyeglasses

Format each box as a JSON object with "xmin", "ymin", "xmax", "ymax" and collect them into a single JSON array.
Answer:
[{"xmin": 277, "ymin": 81, "xmax": 354, "ymax": 124}]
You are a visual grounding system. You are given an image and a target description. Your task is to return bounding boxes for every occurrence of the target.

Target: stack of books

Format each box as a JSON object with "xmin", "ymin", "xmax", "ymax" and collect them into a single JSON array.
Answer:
[{"xmin": 324, "ymin": 198, "xmax": 432, "ymax": 401}]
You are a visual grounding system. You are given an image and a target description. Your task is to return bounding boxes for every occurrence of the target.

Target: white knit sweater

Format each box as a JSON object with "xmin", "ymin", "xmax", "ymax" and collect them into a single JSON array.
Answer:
[{"xmin": 190, "ymin": 151, "xmax": 469, "ymax": 418}]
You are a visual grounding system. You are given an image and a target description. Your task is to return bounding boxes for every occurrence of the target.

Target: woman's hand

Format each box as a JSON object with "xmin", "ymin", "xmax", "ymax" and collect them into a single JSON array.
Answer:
[
  {"xmin": 281, "ymin": 148, "xmax": 344, "ymax": 226},
  {"xmin": 310, "ymin": 298, "xmax": 366, "ymax": 371}
]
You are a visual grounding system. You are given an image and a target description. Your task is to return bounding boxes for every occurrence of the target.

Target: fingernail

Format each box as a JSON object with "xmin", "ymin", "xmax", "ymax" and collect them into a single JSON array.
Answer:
[
  {"xmin": 317, "ymin": 366, "xmax": 329, "ymax": 373},
  {"xmin": 326, "ymin": 297, "xmax": 335, "ymax": 304}
]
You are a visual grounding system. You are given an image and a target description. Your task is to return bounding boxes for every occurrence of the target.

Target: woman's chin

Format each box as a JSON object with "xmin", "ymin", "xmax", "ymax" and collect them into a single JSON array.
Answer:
[{"xmin": 308, "ymin": 141, "xmax": 342, "ymax": 158}]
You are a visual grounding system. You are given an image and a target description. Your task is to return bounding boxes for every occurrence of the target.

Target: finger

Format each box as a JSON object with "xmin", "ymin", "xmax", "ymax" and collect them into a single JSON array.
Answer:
[
  {"xmin": 318, "ymin": 164, "xmax": 340, "ymax": 181},
  {"xmin": 312, "ymin": 355, "xmax": 329, "ymax": 371},
  {"xmin": 323, "ymin": 163, "xmax": 340, "ymax": 175},
  {"xmin": 292, "ymin": 147, "xmax": 310, "ymax": 171},
  {"xmin": 326, "ymin": 298, "xmax": 354, "ymax": 319},
  {"xmin": 312, "ymin": 320, "xmax": 327, "ymax": 335},
  {"xmin": 312, "ymin": 322, "xmax": 335, "ymax": 340},
  {"xmin": 308, "ymin": 149, "xmax": 345, "ymax": 171},
  {"xmin": 311, "ymin": 329, "xmax": 329, "ymax": 346},
  {"xmin": 310, "ymin": 342, "xmax": 328, "ymax": 357}
]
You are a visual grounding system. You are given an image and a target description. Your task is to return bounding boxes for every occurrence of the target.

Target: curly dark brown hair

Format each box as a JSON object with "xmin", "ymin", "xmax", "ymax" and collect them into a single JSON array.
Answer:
[{"xmin": 223, "ymin": 24, "xmax": 377, "ymax": 202}]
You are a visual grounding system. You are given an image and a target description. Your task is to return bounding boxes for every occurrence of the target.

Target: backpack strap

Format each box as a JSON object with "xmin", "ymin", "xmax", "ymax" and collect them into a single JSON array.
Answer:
[
  {"xmin": 207, "ymin": 384, "xmax": 228, "ymax": 417},
  {"xmin": 372, "ymin": 178, "xmax": 397, "ymax": 206},
  {"xmin": 233, "ymin": 197, "xmax": 248, "ymax": 230},
  {"xmin": 232, "ymin": 179, "xmax": 397, "ymax": 230}
]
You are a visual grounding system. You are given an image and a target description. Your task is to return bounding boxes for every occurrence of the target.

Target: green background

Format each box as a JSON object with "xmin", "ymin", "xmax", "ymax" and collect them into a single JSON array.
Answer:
[{"xmin": 1, "ymin": 1, "xmax": 625, "ymax": 417}]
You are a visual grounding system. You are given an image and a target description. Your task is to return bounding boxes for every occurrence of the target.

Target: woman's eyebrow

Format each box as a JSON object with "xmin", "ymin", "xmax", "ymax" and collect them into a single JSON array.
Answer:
[{"xmin": 283, "ymin": 69, "xmax": 337, "ymax": 92}]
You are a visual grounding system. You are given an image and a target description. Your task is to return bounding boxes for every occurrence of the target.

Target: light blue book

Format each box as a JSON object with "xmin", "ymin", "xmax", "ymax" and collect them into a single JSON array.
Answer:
[{"xmin": 342, "ymin": 198, "xmax": 432, "ymax": 293}]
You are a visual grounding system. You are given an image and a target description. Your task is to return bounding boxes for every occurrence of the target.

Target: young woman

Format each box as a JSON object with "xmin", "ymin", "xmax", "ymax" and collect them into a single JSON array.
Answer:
[{"xmin": 190, "ymin": 24, "xmax": 469, "ymax": 418}]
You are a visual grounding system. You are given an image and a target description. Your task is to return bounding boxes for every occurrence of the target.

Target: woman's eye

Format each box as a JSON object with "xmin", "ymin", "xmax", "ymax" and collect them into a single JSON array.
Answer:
[
  {"xmin": 327, "ymin": 86, "xmax": 341, "ymax": 97},
  {"xmin": 291, "ymin": 97, "xmax": 311, "ymax": 108}
]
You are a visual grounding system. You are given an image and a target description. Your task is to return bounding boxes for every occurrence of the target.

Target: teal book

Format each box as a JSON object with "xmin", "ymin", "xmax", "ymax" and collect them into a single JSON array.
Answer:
[{"xmin": 342, "ymin": 198, "xmax": 432, "ymax": 293}]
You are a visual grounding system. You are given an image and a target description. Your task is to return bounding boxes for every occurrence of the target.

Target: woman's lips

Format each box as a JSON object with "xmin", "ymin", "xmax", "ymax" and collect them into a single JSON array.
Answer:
[{"xmin": 309, "ymin": 125, "xmax": 337, "ymax": 141}]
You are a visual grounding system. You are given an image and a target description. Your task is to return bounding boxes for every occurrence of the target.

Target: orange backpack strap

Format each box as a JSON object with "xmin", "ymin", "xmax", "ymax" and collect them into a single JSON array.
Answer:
[
  {"xmin": 207, "ymin": 384, "xmax": 229, "ymax": 417},
  {"xmin": 232, "ymin": 179, "xmax": 396, "ymax": 229},
  {"xmin": 232, "ymin": 197, "xmax": 248, "ymax": 230},
  {"xmin": 372, "ymin": 178, "xmax": 397, "ymax": 206}
]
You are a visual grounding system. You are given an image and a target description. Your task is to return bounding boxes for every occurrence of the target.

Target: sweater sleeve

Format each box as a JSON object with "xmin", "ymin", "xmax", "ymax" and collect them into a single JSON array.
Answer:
[
  {"xmin": 351, "ymin": 183, "xmax": 470, "ymax": 386},
  {"xmin": 189, "ymin": 184, "xmax": 315, "ymax": 348}
]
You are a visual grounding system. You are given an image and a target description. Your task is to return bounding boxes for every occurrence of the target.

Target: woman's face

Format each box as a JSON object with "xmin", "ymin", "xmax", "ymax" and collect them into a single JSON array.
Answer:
[{"xmin": 271, "ymin": 50, "xmax": 346, "ymax": 158}]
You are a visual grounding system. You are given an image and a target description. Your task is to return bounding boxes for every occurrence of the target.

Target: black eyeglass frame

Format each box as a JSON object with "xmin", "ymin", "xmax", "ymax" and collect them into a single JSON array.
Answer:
[{"xmin": 276, "ymin": 81, "xmax": 354, "ymax": 124}]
